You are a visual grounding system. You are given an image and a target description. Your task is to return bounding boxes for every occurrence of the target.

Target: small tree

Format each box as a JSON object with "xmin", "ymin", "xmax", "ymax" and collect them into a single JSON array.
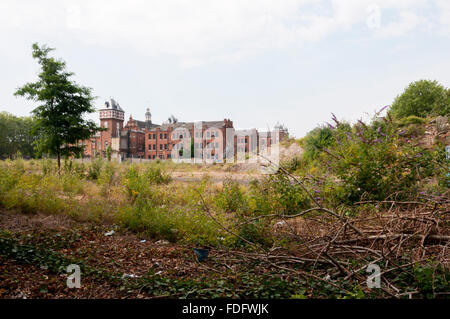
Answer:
[
  {"xmin": 390, "ymin": 80, "xmax": 450, "ymax": 119},
  {"xmin": 106, "ymin": 145, "xmax": 112, "ymax": 162},
  {"xmin": 15, "ymin": 43, "xmax": 102, "ymax": 172}
]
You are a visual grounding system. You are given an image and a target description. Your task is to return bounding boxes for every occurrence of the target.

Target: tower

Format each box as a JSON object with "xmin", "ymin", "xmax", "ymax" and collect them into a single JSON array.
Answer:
[
  {"xmin": 99, "ymin": 98, "xmax": 125, "ymax": 140},
  {"xmin": 145, "ymin": 108, "xmax": 152, "ymax": 124}
]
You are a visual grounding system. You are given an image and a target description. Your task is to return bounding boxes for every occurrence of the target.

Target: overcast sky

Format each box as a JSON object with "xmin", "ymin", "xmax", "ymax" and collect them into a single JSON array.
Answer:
[{"xmin": 1, "ymin": 0, "xmax": 450, "ymax": 137}]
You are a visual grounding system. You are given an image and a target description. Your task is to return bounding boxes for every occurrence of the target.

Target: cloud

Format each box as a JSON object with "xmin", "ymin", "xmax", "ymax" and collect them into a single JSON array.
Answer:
[
  {"xmin": 375, "ymin": 11, "xmax": 420, "ymax": 38},
  {"xmin": 435, "ymin": 0, "xmax": 450, "ymax": 35},
  {"xmin": 0, "ymin": 0, "xmax": 447, "ymax": 67}
]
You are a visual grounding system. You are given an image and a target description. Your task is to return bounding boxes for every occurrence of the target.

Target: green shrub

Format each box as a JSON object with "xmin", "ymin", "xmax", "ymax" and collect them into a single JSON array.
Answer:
[
  {"xmin": 87, "ymin": 158, "xmax": 103, "ymax": 180},
  {"xmin": 145, "ymin": 165, "xmax": 172, "ymax": 184},
  {"xmin": 413, "ymin": 263, "xmax": 449, "ymax": 299},
  {"xmin": 390, "ymin": 80, "xmax": 450, "ymax": 118},
  {"xmin": 398, "ymin": 115, "xmax": 428, "ymax": 126},
  {"xmin": 282, "ymin": 156, "xmax": 302, "ymax": 173},
  {"xmin": 117, "ymin": 205, "xmax": 223, "ymax": 246},
  {"xmin": 303, "ymin": 126, "xmax": 335, "ymax": 161},
  {"xmin": 215, "ymin": 180, "xmax": 247, "ymax": 213},
  {"xmin": 267, "ymin": 174, "xmax": 310, "ymax": 215},
  {"xmin": 122, "ymin": 165, "xmax": 172, "ymax": 207},
  {"xmin": 301, "ymin": 116, "xmax": 444, "ymax": 203},
  {"xmin": 235, "ymin": 220, "xmax": 273, "ymax": 248},
  {"xmin": 41, "ymin": 159, "xmax": 56, "ymax": 175},
  {"xmin": 61, "ymin": 174, "xmax": 84, "ymax": 195}
]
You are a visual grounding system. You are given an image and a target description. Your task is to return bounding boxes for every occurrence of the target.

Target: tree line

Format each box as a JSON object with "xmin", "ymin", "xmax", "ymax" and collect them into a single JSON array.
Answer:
[{"xmin": 0, "ymin": 112, "xmax": 36, "ymax": 159}]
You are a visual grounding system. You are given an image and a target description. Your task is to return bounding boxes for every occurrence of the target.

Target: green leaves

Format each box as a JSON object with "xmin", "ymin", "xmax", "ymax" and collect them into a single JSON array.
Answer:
[
  {"xmin": 0, "ymin": 112, "xmax": 36, "ymax": 159},
  {"xmin": 14, "ymin": 43, "xmax": 102, "ymax": 169},
  {"xmin": 390, "ymin": 80, "xmax": 450, "ymax": 119}
]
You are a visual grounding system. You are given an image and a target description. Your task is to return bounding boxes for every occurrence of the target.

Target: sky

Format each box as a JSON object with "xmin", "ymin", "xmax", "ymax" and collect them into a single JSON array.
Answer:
[{"xmin": 1, "ymin": 0, "xmax": 450, "ymax": 138}]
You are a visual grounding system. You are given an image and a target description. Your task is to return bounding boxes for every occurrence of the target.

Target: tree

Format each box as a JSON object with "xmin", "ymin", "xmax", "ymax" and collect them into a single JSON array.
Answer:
[
  {"xmin": 0, "ymin": 112, "xmax": 36, "ymax": 159},
  {"xmin": 303, "ymin": 126, "xmax": 335, "ymax": 160},
  {"xmin": 389, "ymin": 80, "xmax": 450, "ymax": 119},
  {"xmin": 14, "ymin": 43, "xmax": 102, "ymax": 172},
  {"xmin": 106, "ymin": 145, "xmax": 112, "ymax": 161}
]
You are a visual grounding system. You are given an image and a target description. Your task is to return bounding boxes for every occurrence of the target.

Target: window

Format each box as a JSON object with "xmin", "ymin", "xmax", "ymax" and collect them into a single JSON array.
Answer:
[
  {"xmin": 164, "ymin": 144, "xmax": 167, "ymax": 150},
  {"xmin": 216, "ymin": 142, "xmax": 219, "ymax": 148},
  {"xmin": 149, "ymin": 144, "xmax": 152, "ymax": 150},
  {"xmin": 195, "ymin": 132, "xmax": 199, "ymax": 138},
  {"xmin": 160, "ymin": 133, "xmax": 163, "ymax": 139},
  {"xmin": 153, "ymin": 134, "xmax": 156, "ymax": 139},
  {"xmin": 160, "ymin": 144, "xmax": 163, "ymax": 150},
  {"xmin": 104, "ymin": 122, "xmax": 108, "ymax": 128},
  {"xmin": 164, "ymin": 133, "xmax": 167, "ymax": 139},
  {"xmin": 149, "ymin": 134, "xmax": 152, "ymax": 140},
  {"xmin": 207, "ymin": 132, "xmax": 210, "ymax": 138},
  {"xmin": 159, "ymin": 155, "xmax": 163, "ymax": 159},
  {"xmin": 152, "ymin": 144, "xmax": 156, "ymax": 150}
]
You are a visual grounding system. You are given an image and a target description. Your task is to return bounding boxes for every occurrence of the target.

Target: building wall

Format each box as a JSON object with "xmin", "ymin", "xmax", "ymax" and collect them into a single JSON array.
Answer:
[{"xmin": 81, "ymin": 105, "xmax": 286, "ymax": 161}]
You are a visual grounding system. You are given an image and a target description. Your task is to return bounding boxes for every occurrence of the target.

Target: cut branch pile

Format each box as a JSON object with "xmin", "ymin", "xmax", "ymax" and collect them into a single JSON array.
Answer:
[{"xmin": 199, "ymin": 159, "xmax": 450, "ymax": 298}]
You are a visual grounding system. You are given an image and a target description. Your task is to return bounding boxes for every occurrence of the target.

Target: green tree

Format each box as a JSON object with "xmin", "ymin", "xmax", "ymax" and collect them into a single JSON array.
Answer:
[
  {"xmin": 106, "ymin": 145, "xmax": 112, "ymax": 161},
  {"xmin": 303, "ymin": 126, "xmax": 335, "ymax": 160},
  {"xmin": 390, "ymin": 80, "xmax": 450, "ymax": 118},
  {"xmin": 0, "ymin": 112, "xmax": 36, "ymax": 159},
  {"xmin": 14, "ymin": 43, "xmax": 102, "ymax": 172}
]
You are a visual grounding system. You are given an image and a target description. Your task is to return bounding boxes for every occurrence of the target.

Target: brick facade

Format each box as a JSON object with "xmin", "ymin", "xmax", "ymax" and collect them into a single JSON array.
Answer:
[{"xmin": 82, "ymin": 99, "xmax": 287, "ymax": 161}]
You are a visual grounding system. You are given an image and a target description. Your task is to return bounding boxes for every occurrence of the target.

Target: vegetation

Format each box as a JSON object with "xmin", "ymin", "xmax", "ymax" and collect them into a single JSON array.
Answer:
[
  {"xmin": 1, "ymin": 74, "xmax": 449, "ymax": 299},
  {"xmin": 390, "ymin": 80, "xmax": 449, "ymax": 119},
  {"xmin": 14, "ymin": 43, "xmax": 102, "ymax": 172},
  {"xmin": 0, "ymin": 112, "xmax": 36, "ymax": 159}
]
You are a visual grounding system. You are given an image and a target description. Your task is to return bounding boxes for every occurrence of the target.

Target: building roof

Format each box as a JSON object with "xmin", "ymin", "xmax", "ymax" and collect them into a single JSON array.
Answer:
[
  {"xmin": 148, "ymin": 120, "xmax": 227, "ymax": 132},
  {"xmin": 135, "ymin": 120, "xmax": 159, "ymax": 130},
  {"xmin": 101, "ymin": 98, "xmax": 124, "ymax": 112}
]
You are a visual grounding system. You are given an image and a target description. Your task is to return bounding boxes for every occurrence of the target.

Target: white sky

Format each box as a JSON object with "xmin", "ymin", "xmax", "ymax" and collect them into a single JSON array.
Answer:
[{"xmin": 1, "ymin": 0, "xmax": 449, "ymax": 137}]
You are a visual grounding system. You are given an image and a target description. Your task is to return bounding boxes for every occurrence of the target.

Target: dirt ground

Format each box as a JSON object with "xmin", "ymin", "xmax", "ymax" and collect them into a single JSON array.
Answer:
[{"xmin": 0, "ymin": 210, "xmax": 239, "ymax": 299}]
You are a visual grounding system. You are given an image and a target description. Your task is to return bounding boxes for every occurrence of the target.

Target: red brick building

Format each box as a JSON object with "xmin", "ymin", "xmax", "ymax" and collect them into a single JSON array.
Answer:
[{"xmin": 82, "ymin": 99, "xmax": 287, "ymax": 162}]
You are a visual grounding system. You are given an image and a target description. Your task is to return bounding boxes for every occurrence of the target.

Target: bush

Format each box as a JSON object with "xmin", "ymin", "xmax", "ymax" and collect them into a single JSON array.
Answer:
[
  {"xmin": 398, "ymin": 115, "xmax": 429, "ymax": 126},
  {"xmin": 267, "ymin": 174, "xmax": 310, "ymax": 215},
  {"xmin": 390, "ymin": 80, "xmax": 450, "ymax": 119},
  {"xmin": 236, "ymin": 220, "xmax": 273, "ymax": 247},
  {"xmin": 318, "ymin": 120, "xmax": 440, "ymax": 202},
  {"xmin": 282, "ymin": 156, "xmax": 302, "ymax": 173},
  {"xmin": 88, "ymin": 158, "xmax": 103, "ymax": 180},
  {"xmin": 117, "ymin": 205, "xmax": 223, "ymax": 246},
  {"xmin": 215, "ymin": 180, "xmax": 247, "ymax": 213},
  {"xmin": 123, "ymin": 165, "xmax": 172, "ymax": 205},
  {"xmin": 413, "ymin": 263, "xmax": 449, "ymax": 299},
  {"xmin": 303, "ymin": 126, "xmax": 334, "ymax": 161},
  {"xmin": 145, "ymin": 165, "xmax": 172, "ymax": 184}
]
